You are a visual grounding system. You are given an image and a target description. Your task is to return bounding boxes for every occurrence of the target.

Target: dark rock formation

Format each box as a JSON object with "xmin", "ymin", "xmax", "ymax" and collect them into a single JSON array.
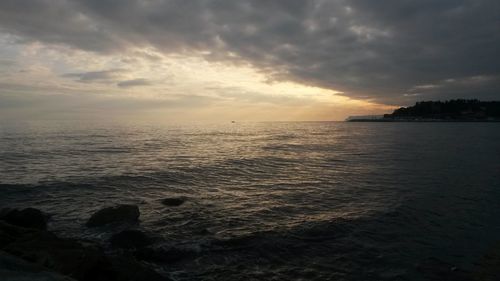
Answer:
[
  {"xmin": 4, "ymin": 231, "xmax": 114, "ymax": 281},
  {"xmin": 0, "ymin": 221, "xmax": 39, "ymax": 247},
  {"xmin": 0, "ymin": 208, "xmax": 49, "ymax": 230},
  {"xmin": 86, "ymin": 205, "xmax": 140, "ymax": 227},
  {"xmin": 0, "ymin": 250, "xmax": 75, "ymax": 281},
  {"xmin": 161, "ymin": 197, "xmax": 186, "ymax": 207},
  {"xmin": 0, "ymin": 220, "xmax": 170, "ymax": 281},
  {"xmin": 110, "ymin": 230, "xmax": 154, "ymax": 249}
]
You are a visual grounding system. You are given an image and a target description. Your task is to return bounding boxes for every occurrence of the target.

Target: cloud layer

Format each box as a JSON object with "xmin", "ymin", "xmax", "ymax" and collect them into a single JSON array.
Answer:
[{"xmin": 0, "ymin": 0, "xmax": 499, "ymax": 107}]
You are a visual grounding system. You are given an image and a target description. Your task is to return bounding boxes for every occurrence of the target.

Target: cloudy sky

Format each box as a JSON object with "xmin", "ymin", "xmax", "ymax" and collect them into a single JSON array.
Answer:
[{"xmin": 0, "ymin": 0, "xmax": 499, "ymax": 121}]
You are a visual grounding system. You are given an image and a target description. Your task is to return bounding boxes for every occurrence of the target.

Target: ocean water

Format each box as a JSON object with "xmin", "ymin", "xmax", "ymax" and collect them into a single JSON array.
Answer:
[{"xmin": 1, "ymin": 121, "xmax": 500, "ymax": 280}]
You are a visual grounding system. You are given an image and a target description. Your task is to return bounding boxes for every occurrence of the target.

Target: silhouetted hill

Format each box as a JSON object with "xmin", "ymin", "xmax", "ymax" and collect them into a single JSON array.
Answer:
[{"xmin": 383, "ymin": 99, "xmax": 500, "ymax": 121}]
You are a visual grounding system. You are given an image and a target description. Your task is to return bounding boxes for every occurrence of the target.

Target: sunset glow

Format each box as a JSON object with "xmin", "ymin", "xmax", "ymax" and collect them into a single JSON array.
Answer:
[{"xmin": 1, "ymin": 37, "xmax": 389, "ymax": 121}]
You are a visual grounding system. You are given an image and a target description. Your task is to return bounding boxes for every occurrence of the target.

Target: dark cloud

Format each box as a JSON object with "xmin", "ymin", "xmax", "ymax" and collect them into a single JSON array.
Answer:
[
  {"xmin": 117, "ymin": 78, "xmax": 152, "ymax": 88},
  {"xmin": 62, "ymin": 70, "xmax": 152, "ymax": 88},
  {"xmin": 62, "ymin": 69, "xmax": 125, "ymax": 83},
  {"xmin": 1, "ymin": 0, "xmax": 499, "ymax": 104}
]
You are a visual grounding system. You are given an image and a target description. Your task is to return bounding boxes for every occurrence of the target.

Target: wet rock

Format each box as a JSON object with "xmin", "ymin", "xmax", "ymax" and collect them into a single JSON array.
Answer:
[
  {"xmin": 134, "ymin": 246, "xmax": 195, "ymax": 263},
  {"xmin": 110, "ymin": 230, "xmax": 154, "ymax": 249},
  {"xmin": 86, "ymin": 205, "xmax": 140, "ymax": 227},
  {"xmin": 0, "ymin": 208, "xmax": 12, "ymax": 218},
  {"xmin": 3, "ymin": 230, "xmax": 114, "ymax": 281},
  {"xmin": 161, "ymin": 197, "xmax": 186, "ymax": 207},
  {"xmin": 0, "ymin": 221, "xmax": 170, "ymax": 281},
  {"xmin": 0, "ymin": 250, "xmax": 76, "ymax": 281},
  {"xmin": 0, "ymin": 221, "xmax": 40, "ymax": 246},
  {"xmin": 0, "ymin": 208, "xmax": 48, "ymax": 230}
]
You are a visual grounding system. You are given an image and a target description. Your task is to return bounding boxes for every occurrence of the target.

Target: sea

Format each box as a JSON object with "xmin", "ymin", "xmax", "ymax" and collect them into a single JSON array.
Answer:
[{"xmin": 1, "ymin": 121, "xmax": 499, "ymax": 280}]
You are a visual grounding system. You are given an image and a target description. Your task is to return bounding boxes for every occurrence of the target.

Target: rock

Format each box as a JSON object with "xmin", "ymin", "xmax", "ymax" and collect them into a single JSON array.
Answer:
[
  {"xmin": 3, "ymin": 230, "xmax": 114, "ymax": 281},
  {"xmin": 0, "ymin": 208, "xmax": 13, "ymax": 218},
  {"xmin": 0, "ymin": 250, "xmax": 76, "ymax": 281},
  {"xmin": 0, "ymin": 221, "xmax": 170, "ymax": 281},
  {"xmin": 0, "ymin": 221, "xmax": 40, "ymax": 247},
  {"xmin": 134, "ymin": 246, "xmax": 194, "ymax": 263},
  {"xmin": 161, "ymin": 197, "xmax": 186, "ymax": 207},
  {"xmin": 0, "ymin": 208, "xmax": 48, "ymax": 230},
  {"xmin": 110, "ymin": 230, "xmax": 154, "ymax": 249},
  {"xmin": 86, "ymin": 205, "xmax": 140, "ymax": 227}
]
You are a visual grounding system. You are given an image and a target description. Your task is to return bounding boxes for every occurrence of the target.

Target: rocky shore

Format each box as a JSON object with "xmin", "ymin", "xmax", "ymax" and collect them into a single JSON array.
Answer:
[
  {"xmin": 2, "ymin": 203, "xmax": 500, "ymax": 280},
  {"xmin": 0, "ymin": 203, "xmax": 188, "ymax": 281}
]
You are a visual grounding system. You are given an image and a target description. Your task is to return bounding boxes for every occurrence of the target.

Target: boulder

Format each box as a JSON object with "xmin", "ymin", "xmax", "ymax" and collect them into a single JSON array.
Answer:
[
  {"xmin": 0, "ymin": 208, "xmax": 12, "ymax": 218},
  {"xmin": 0, "ymin": 250, "xmax": 76, "ymax": 281},
  {"xmin": 86, "ymin": 205, "xmax": 140, "ymax": 227},
  {"xmin": 0, "ymin": 208, "xmax": 48, "ymax": 230},
  {"xmin": 1, "ymin": 221, "xmax": 170, "ymax": 281},
  {"xmin": 109, "ymin": 230, "xmax": 154, "ymax": 249},
  {"xmin": 0, "ymin": 221, "xmax": 40, "ymax": 247},
  {"xmin": 3, "ymin": 230, "xmax": 114, "ymax": 281},
  {"xmin": 161, "ymin": 197, "xmax": 186, "ymax": 207}
]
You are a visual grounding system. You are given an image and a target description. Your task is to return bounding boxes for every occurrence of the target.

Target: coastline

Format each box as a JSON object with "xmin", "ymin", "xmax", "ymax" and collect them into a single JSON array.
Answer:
[
  {"xmin": 346, "ymin": 119, "xmax": 500, "ymax": 122},
  {"xmin": 2, "ymin": 206, "xmax": 500, "ymax": 280},
  {"xmin": 347, "ymin": 100, "xmax": 500, "ymax": 122},
  {"xmin": 0, "ymin": 206, "xmax": 174, "ymax": 281}
]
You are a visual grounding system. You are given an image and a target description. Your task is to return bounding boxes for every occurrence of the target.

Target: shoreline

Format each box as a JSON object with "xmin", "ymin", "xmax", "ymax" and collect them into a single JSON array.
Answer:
[
  {"xmin": 2, "ymin": 205, "xmax": 500, "ymax": 280},
  {"xmin": 0, "ymin": 206, "xmax": 175, "ymax": 281},
  {"xmin": 346, "ymin": 119, "xmax": 500, "ymax": 122}
]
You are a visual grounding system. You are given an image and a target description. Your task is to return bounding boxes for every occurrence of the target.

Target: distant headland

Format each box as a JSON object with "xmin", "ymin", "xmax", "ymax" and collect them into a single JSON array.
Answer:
[{"xmin": 347, "ymin": 99, "xmax": 500, "ymax": 122}]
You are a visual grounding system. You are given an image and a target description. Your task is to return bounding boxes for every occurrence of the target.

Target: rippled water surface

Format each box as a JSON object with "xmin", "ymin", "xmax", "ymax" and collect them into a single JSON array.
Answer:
[{"xmin": 1, "ymin": 121, "xmax": 500, "ymax": 280}]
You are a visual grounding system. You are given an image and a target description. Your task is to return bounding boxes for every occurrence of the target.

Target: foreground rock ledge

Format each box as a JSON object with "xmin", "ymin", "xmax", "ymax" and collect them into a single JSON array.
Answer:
[
  {"xmin": 0, "ymin": 220, "xmax": 170, "ymax": 281},
  {"xmin": 86, "ymin": 204, "xmax": 140, "ymax": 227},
  {"xmin": 0, "ymin": 250, "xmax": 75, "ymax": 281},
  {"xmin": 0, "ymin": 208, "xmax": 49, "ymax": 230}
]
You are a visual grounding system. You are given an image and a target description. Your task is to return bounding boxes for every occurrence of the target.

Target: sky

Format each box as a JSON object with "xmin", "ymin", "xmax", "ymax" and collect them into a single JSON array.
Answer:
[{"xmin": 0, "ymin": 0, "xmax": 499, "ymax": 122}]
